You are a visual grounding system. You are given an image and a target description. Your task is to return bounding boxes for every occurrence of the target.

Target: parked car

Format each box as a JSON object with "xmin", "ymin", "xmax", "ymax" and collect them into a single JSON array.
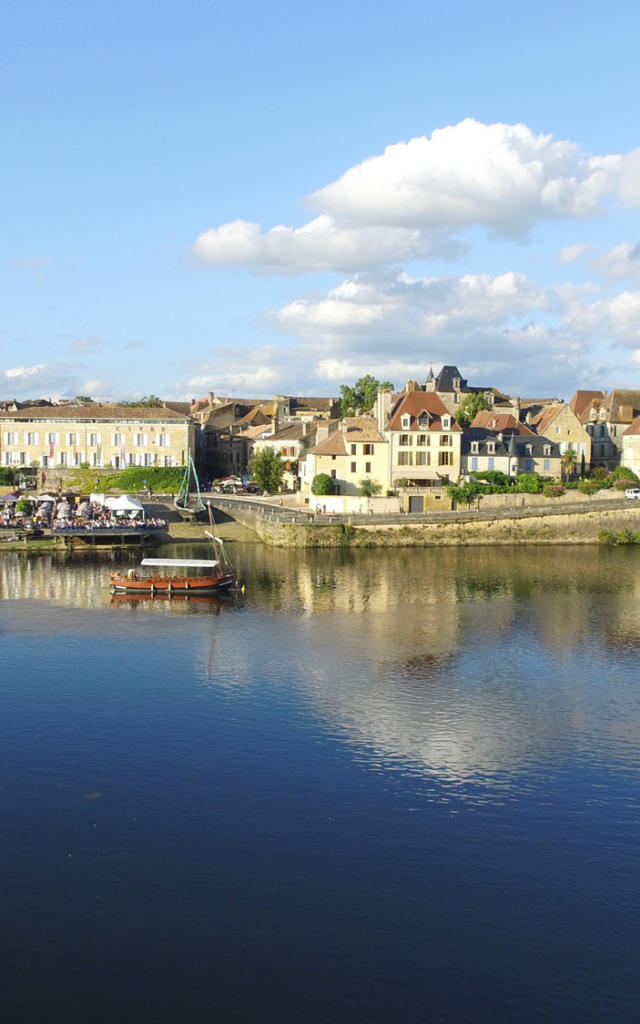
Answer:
[{"xmin": 624, "ymin": 487, "xmax": 640, "ymax": 499}]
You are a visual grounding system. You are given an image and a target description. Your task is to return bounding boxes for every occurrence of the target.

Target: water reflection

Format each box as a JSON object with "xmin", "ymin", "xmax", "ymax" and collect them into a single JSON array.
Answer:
[{"xmin": 3, "ymin": 544, "xmax": 640, "ymax": 794}]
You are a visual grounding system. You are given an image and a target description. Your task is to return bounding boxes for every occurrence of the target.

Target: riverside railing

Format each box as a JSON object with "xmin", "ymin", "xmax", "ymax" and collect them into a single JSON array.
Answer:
[{"xmin": 209, "ymin": 494, "xmax": 633, "ymax": 527}]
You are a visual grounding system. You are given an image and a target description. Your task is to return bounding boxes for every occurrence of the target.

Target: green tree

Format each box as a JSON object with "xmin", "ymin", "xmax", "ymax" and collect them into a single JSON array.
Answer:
[
  {"xmin": 456, "ymin": 392, "xmax": 492, "ymax": 428},
  {"xmin": 611, "ymin": 466, "xmax": 639, "ymax": 484},
  {"xmin": 358, "ymin": 478, "xmax": 382, "ymax": 498},
  {"xmin": 248, "ymin": 448, "xmax": 284, "ymax": 494},
  {"xmin": 561, "ymin": 448, "xmax": 578, "ymax": 481},
  {"xmin": 74, "ymin": 395, "xmax": 93, "ymax": 403},
  {"xmin": 120, "ymin": 395, "xmax": 163, "ymax": 408},
  {"xmin": 340, "ymin": 375, "xmax": 394, "ymax": 417},
  {"xmin": 311, "ymin": 473, "xmax": 333, "ymax": 495}
]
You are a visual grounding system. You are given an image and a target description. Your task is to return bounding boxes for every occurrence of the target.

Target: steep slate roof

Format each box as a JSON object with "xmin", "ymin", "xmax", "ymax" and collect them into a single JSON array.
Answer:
[
  {"xmin": 463, "ymin": 429, "xmax": 560, "ymax": 457},
  {"xmin": 470, "ymin": 411, "xmax": 536, "ymax": 435},
  {"xmin": 388, "ymin": 391, "xmax": 461, "ymax": 431},
  {"xmin": 434, "ymin": 365, "xmax": 467, "ymax": 391},
  {"xmin": 0, "ymin": 403, "xmax": 190, "ymax": 421}
]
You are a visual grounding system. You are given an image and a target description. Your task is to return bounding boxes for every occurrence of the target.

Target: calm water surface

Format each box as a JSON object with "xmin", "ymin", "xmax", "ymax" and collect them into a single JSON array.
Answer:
[{"xmin": 2, "ymin": 544, "xmax": 640, "ymax": 1022}]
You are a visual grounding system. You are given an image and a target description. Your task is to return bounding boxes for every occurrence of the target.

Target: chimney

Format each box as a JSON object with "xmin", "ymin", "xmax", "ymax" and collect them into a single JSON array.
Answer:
[
  {"xmin": 375, "ymin": 387, "xmax": 392, "ymax": 436},
  {"xmin": 315, "ymin": 422, "xmax": 330, "ymax": 444}
]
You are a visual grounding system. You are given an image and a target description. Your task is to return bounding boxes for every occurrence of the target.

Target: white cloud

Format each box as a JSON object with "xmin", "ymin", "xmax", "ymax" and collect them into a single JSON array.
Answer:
[
  {"xmin": 192, "ymin": 120, "xmax": 640, "ymax": 276},
  {"xmin": 5, "ymin": 363, "xmax": 47, "ymax": 380},
  {"xmin": 566, "ymin": 290, "xmax": 640, "ymax": 347},
  {"xmin": 593, "ymin": 242, "xmax": 640, "ymax": 279},
  {"xmin": 185, "ymin": 347, "xmax": 282, "ymax": 396},
  {"xmin": 557, "ymin": 243, "xmax": 590, "ymax": 264},
  {"xmin": 192, "ymin": 215, "xmax": 465, "ymax": 273},
  {"xmin": 2, "ymin": 363, "xmax": 81, "ymax": 400},
  {"xmin": 309, "ymin": 120, "xmax": 622, "ymax": 233}
]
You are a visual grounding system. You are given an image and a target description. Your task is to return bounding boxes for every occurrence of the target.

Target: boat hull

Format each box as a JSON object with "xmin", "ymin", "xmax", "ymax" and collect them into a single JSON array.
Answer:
[{"xmin": 110, "ymin": 571, "xmax": 233, "ymax": 594}]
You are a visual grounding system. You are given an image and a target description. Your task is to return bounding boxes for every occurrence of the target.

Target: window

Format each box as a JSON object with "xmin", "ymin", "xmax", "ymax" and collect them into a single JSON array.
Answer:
[
  {"xmin": 544, "ymin": 458, "xmax": 550, "ymax": 472},
  {"xmin": 442, "ymin": 415, "xmax": 451, "ymax": 430},
  {"xmin": 398, "ymin": 451, "xmax": 413, "ymax": 465},
  {"xmin": 74, "ymin": 452, "xmax": 84, "ymax": 467},
  {"xmin": 135, "ymin": 433, "xmax": 148, "ymax": 447},
  {"xmin": 4, "ymin": 431, "xmax": 17, "ymax": 445},
  {"xmin": 89, "ymin": 433, "xmax": 100, "ymax": 446},
  {"xmin": 416, "ymin": 451, "xmax": 429, "ymax": 466},
  {"xmin": 487, "ymin": 442, "xmax": 495, "ymax": 454},
  {"xmin": 488, "ymin": 456, "xmax": 495, "ymax": 470},
  {"xmin": 440, "ymin": 434, "xmax": 450, "ymax": 446},
  {"xmin": 401, "ymin": 415, "xmax": 411, "ymax": 429},
  {"xmin": 351, "ymin": 444, "xmax": 356, "ymax": 455},
  {"xmin": 47, "ymin": 432, "xmax": 58, "ymax": 444},
  {"xmin": 163, "ymin": 455, "xmax": 174, "ymax": 467},
  {"xmin": 330, "ymin": 469, "xmax": 336, "ymax": 479},
  {"xmin": 112, "ymin": 432, "xmax": 123, "ymax": 445},
  {"xmin": 25, "ymin": 431, "xmax": 38, "ymax": 445},
  {"xmin": 67, "ymin": 432, "xmax": 79, "ymax": 445},
  {"xmin": 417, "ymin": 414, "xmax": 430, "ymax": 430},
  {"xmin": 399, "ymin": 434, "xmax": 411, "ymax": 446},
  {"xmin": 543, "ymin": 445, "xmax": 551, "ymax": 455},
  {"xmin": 363, "ymin": 444, "xmax": 373, "ymax": 455},
  {"xmin": 556, "ymin": 426, "xmax": 561, "ymax": 434},
  {"xmin": 471, "ymin": 456, "xmax": 478, "ymax": 470},
  {"xmin": 351, "ymin": 462, "xmax": 356, "ymax": 473},
  {"xmin": 471, "ymin": 441, "xmax": 479, "ymax": 453},
  {"xmin": 365, "ymin": 461, "xmax": 371, "ymax": 473},
  {"xmin": 59, "ymin": 452, "xmax": 67, "ymax": 466},
  {"xmin": 416, "ymin": 434, "xmax": 429, "ymax": 446},
  {"xmin": 525, "ymin": 458, "xmax": 533, "ymax": 472},
  {"xmin": 438, "ymin": 451, "xmax": 451, "ymax": 466}
]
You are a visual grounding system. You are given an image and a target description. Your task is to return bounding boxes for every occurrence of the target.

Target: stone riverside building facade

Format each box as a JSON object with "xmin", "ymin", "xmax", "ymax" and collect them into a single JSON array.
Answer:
[{"xmin": 0, "ymin": 404, "xmax": 194, "ymax": 474}]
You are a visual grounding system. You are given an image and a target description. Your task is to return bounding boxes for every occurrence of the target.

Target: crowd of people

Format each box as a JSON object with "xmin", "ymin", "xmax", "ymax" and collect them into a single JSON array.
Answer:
[{"xmin": 0, "ymin": 495, "xmax": 167, "ymax": 533}]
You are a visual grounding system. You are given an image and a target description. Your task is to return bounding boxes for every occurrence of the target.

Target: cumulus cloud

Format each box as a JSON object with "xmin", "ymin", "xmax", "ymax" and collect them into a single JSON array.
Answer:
[
  {"xmin": 2, "ymin": 363, "xmax": 80, "ymax": 400},
  {"xmin": 566, "ymin": 289, "xmax": 640, "ymax": 348},
  {"xmin": 192, "ymin": 120, "xmax": 640, "ymax": 276},
  {"xmin": 593, "ymin": 242, "xmax": 640, "ymax": 279},
  {"xmin": 185, "ymin": 347, "xmax": 283, "ymax": 395},
  {"xmin": 557, "ymin": 243, "xmax": 590, "ymax": 264},
  {"xmin": 192, "ymin": 215, "xmax": 465, "ymax": 272},
  {"xmin": 310, "ymin": 120, "xmax": 622, "ymax": 233}
]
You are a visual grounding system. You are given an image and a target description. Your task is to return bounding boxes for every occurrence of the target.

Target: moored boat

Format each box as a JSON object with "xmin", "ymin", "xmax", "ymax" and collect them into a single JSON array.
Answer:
[{"xmin": 110, "ymin": 557, "xmax": 233, "ymax": 594}]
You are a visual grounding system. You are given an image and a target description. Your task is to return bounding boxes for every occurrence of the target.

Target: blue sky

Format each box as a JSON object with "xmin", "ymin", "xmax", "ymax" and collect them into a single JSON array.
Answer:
[{"xmin": 4, "ymin": 0, "xmax": 640, "ymax": 402}]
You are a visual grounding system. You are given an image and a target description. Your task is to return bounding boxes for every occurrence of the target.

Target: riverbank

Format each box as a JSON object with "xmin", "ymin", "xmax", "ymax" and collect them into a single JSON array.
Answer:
[{"xmin": 252, "ymin": 505, "xmax": 640, "ymax": 547}]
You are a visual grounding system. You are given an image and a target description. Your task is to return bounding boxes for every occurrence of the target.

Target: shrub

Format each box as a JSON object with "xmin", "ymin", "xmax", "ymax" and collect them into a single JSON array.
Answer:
[
  {"xmin": 617, "ymin": 528, "xmax": 634, "ymax": 544},
  {"xmin": 613, "ymin": 479, "xmax": 629, "ymax": 491},
  {"xmin": 358, "ymin": 478, "xmax": 382, "ymax": 498},
  {"xmin": 612, "ymin": 466, "xmax": 639, "ymax": 483},
  {"xmin": 311, "ymin": 473, "xmax": 333, "ymax": 496},
  {"xmin": 589, "ymin": 466, "xmax": 609, "ymax": 480},
  {"xmin": 515, "ymin": 473, "xmax": 543, "ymax": 493},
  {"xmin": 578, "ymin": 479, "xmax": 601, "ymax": 495},
  {"xmin": 598, "ymin": 529, "xmax": 617, "ymax": 545},
  {"xmin": 543, "ymin": 483, "xmax": 565, "ymax": 498}
]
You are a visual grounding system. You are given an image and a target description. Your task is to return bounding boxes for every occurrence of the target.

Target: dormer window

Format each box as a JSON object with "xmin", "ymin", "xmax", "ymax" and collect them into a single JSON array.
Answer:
[
  {"xmin": 487, "ymin": 441, "xmax": 495, "ymax": 454},
  {"xmin": 401, "ymin": 414, "xmax": 411, "ymax": 430},
  {"xmin": 526, "ymin": 444, "xmax": 533, "ymax": 455},
  {"xmin": 442, "ymin": 414, "xmax": 451, "ymax": 430},
  {"xmin": 417, "ymin": 412, "xmax": 430, "ymax": 430},
  {"xmin": 589, "ymin": 408, "xmax": 597, "ymax": 420},
  {"xmin": 470, "ymin": 441, "xmax": 479, "ymax": 454},
  {"xmin": 543, "ymin": 444, "xmax": 551, "ymax": 455},
  {"xmin": 599, "ymin": 409, "xmax": 606, "ymax": 420},
  {"xmin": 453, "ymin": 377, "xmax": 460, "ymax": 391}
]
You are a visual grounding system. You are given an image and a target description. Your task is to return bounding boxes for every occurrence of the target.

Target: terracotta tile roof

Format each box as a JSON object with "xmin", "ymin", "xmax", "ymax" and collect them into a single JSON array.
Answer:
[
  {"xmin": 470, "ymin": 411, "xmax": 535, "ymax": 435},
  {"xmin": 529, "ymin": 404, "xmax": 564, "ymax": 435},
  {"xmin": 387, "ymin": 391, "xmax": 461, "ymax": 431},
  {"xmin": 309, "ymin": 416, "xmax": 384, "ymax": 455},
  {"xmin": 0, "ymin": 403, "xmax": 190, "ymax": 421},
  {"xmin": 236, "ymin": 424, "xmax": 272, "ymax": 439},
  {"xmin": 310, "ymin": 432, "xmax": 347, "ymax": 456},
  {"xmin": 568, "ymin": 390, "xmax": 606, "ymax": 418},
  {"xmin": 623, "ymin": 415, "xmax": 640, "ymax": 436}
]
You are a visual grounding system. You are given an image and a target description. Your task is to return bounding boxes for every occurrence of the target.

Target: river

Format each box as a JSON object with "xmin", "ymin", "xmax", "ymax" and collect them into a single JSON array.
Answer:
[{"xmin": 2, "ymin": 544, "xmax": 640, "ymax": 1022}]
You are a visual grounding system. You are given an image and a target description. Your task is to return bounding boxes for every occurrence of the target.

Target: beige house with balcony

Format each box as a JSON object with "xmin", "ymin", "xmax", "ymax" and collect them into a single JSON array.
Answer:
[
  {"xmin": 0, "ymin": 404, "xmax": 194, "ymax": 473},
  {"xmin": 377, "ymin": 387, "xmax": 462, "ymax": 486}
]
